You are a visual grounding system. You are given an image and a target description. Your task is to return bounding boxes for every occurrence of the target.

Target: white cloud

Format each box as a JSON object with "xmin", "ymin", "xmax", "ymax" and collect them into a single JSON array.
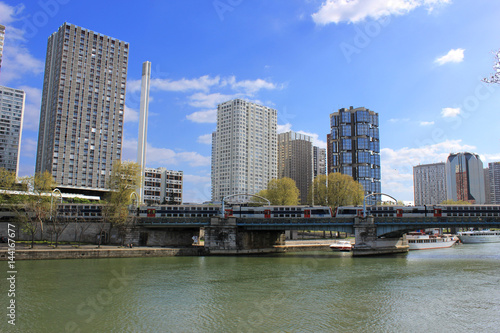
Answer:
[
  {"xmin": 297, "ymin": 130, "xmax": 327, "ymax": 149},
  {"xmin": 122, "ymin": 139, "xmax": 210, "ymax": 167},
  {"xmin": 124, "ymin": 105, "xmax": 139, "ymax": 123},
  {"xmin": 419, "ymin": 121, "xmax": 434, "ymax": 126},
  {"xmin": 381, "ymin": 139, "xmax": 476, "ymax": 201},
  {"xmin": 1, "ymin": 43, "xmax": 44, "ymax": 84},
  {"xmin": 188, "ymin": 92, "xmax": 239, "ymax": 109},
  {"xmin": 197, "ymin": 134, "xmax": 213, "ymax": 145},
  {"xmin": 0, "ymin": 2, "xmax": 22, "ymax": 25},
  {"xmin": 277, "ymin": 123, "xmax": 292, "ymax": 133},
  {"xmin": 222, "ymin": 76, "xmax": 279, "ymax": 95},
  {"xmin": 389, "ymin": 118, "xmax": 410, "ymax": 123},
  {"xmin": 21, "ymin": 137, "xmax": 37, "ymax": 155},
  {"xmin": 434, "ymin": 48, "xmax": 465, "ymax": 65},
  {"xmin": 312, "ymin": 0, "xmax": 450, "ymax": 25},
  {"xmin": 186, "ymin": 109, "xmax": 217, "ymax": 123},
  {"xmin": 441, "ymin": 107, "xmax": 460, "ymax": 118},
  {"xmin": 18, "ymin": 85, "xmax": 41, "ymax": 131},
  {"xmin": 127, "ymin": 75, "xmax": 221, "ymax": 93}
]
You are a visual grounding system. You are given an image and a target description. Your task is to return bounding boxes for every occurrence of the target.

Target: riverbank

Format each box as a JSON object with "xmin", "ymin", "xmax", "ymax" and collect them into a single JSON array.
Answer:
[{"xmin": 0, "ymin": 239, "xmax": 344, "ymax": 260}]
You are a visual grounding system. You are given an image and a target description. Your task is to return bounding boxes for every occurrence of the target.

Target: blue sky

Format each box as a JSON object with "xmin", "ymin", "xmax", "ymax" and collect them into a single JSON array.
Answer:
[{"xmin": 1, "ymin": 0, "xmax": 500, "ymax": 203}]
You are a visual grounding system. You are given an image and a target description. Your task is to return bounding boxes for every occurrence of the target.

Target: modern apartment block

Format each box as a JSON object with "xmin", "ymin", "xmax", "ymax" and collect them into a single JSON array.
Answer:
[
  {"xmin": 413, "ymin": 162, "xmax": 447, "ymax": 205},
  {"xmin": 445, "ymin": 152, "xmax": 485, "ymax": 204},
  {"xmin": 488, "ymin": 162, "xmax": 500, "ymax": 204},
  {"xmin": 143, "ymin": 167, "xmax": 183, "ymax": 205},
  {"xmin": 329, "ymin": 106, "xmax": 381, "ymax": 204},
  {"xmin": 0, "ymin": 86, "xmax": 25, "ymax": 176},
  {"xmin": 211, "ymin": 99, "xmax": 277, "ymax": 202},
  {"xmin": 35, "ymin": 23, "xmax": 128, "ymax": 194},
  {"xmin": 0, "ymin": 24, "xmax": 5, "ymax": 74},
  {"xmin": 278, "ymin": 131, "xmax": 313, "ymax": 204},
  {"xmin": 313, "ymin": 146, "xmax": 326, "ymax": 178}
]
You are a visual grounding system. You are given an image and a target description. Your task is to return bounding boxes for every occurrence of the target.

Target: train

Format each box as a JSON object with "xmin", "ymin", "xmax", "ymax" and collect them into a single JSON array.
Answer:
[
  {"xmin": 137, "ymin": 205, "xmax": 333, "ymax": 219},
  {"xmin": 335, "ymin": 205, "xmax": 500, "ymax": 218}
]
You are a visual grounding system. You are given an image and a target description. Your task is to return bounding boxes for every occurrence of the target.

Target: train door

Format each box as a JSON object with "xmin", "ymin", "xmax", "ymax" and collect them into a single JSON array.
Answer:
[
  {"xmin": 396, "ymin": 209, "xmax": 403, "ymax": 217},
  {"xmin": 264, "ymin": 209, "xmax": 271, "ymax": 218},
  {"xmin": 434, "ymin": 208, "xmax": 442, "ymax": 217},
  {"xmin": 357, "ymin": 209, "xmax": 363, "ymax": 217},
  {"xmin": 224, "ymin": 209, "xmax": 233, "ymax": 218},
  {"xmin": 147, "ymin": 209, "xmax": 156, "ymax": 217},
  {"xmin": 304, "ymin": 209, "xmax": 311, "ymax": 218}
]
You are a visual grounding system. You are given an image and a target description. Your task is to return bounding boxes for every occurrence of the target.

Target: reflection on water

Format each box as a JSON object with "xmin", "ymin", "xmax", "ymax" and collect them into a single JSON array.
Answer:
[{"xmin": 2, "ymin": 243, "xmax": 500, "ymax": 332}]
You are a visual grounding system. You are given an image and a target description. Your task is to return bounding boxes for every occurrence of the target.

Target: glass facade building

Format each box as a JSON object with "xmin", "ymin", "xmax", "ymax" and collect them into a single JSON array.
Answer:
[
  {"xmin": 445, "ymin": 152, "xmax": 485, "ymax": 204},
  {"xmin": 329, "ymin": 106, "xmax": 381, "ymax": 205}
]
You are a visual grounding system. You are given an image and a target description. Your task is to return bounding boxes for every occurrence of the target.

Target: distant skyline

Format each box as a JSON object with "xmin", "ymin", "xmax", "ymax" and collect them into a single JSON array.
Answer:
[{"xmin": 1, "ymin": 0, "xmax": 500, "ymax": 203}]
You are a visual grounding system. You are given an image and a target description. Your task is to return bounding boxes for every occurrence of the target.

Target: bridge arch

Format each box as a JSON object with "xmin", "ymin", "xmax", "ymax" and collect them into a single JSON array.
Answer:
[{"xmin": 221, "ymin": 193, "xmax": 271, "ymax": 217}]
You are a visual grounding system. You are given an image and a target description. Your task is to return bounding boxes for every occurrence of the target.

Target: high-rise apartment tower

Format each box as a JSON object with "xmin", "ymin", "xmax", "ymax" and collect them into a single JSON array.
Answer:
[
  {"xmin": 413, "ymin": 162, "xmax": 447, "ymax": 205},
  {"xmin": 329, "ymin": 106, "xmax": 381, "ymax": 204},
  {"xmin": 35, "ymin": 23, "xmax": 128, "ymax": 193},
  {"xmin": 278, "ymin": 131, "xmax": 313, "ymax": 204},
  {"xmin": 0, "ymin": 86, "xmax": 25, "ymax": 176},
  {"xmin": 211, "ymin": 99, "xmax": 277, "ymax": 202},
  {"xmin": 0, "ymin": 24, "xmax": 5, "ymax": 75}
]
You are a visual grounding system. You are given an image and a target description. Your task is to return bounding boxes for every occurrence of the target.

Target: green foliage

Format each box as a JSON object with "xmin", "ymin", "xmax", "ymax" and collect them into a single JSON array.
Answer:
[
  {"xmin": 307, "ymin": 173, "xmax": 364, "ymax": 207},
  {"xmin": 0, "ymin": 168, "xmax": 16, "ymax": 190},
  {"xmin": 440, "ymin": 200, "xmax": 472, "ymax": 205},
  {"xmin": 256, "ymin": 178, "xmax": 300, "ymax": 205}
]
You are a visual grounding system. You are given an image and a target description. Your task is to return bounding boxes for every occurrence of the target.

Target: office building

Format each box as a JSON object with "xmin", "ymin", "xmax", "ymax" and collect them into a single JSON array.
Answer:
[
  {"xmin": 313, "ymin": 146, "xmax": 326, "ymax": 178},
  {"xmin": 413, "ymin": 162, "xmax": 447, "ymax": 205},
  {"xmin": 445, "ymin": 152, "xmax": 485, "ymax": 204},
  {"xmin": 329, "ymin": 106, "xmax": 381, "ymax": 204},
  {"xmin": 278, "ymin": 131, "xmax": 313, "ymax": 204},
  {"xmin": 35, "ymin": 23, "xmax": 128, "ymax": 194},
  {"xmin": 143, "ymin": 167, "xmax": 183, "ymax": 205},
  {"xmin": 211, "ymin": 99, "xmax": 277, "ymax": 202},
  {"xmin": 484, "ymin": 167, "xmax": 491, "ymax": 204},
  {"xmin": 0, "ymin": 86, "xmax": 25, "ymax": 176},
  {"xmin": 489, "ymin": 162, "xmax": 500, "ymax": 204},
  {"xmin": 0, "ymin": 24, "xmax": 5, "ymax": 74}
]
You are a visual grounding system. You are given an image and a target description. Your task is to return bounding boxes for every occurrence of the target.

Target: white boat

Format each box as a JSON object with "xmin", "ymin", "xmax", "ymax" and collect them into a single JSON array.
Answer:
[
  {"xmin": 329, "ymin": 240, "xmax": 352, "ymax": 252},
  {"xmin": 457, "ymin": 230, "xmax": 500, "ymax": 244},
  {"xmin": 406, "ymin": 232, "xmax": 457, "ymax": 250}
]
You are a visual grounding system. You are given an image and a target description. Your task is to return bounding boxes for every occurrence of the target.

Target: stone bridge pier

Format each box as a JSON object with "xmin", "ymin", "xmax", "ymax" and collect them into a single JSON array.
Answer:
[
  {"xmin": 204, "ymin": 217, "xmax": 285, "ymax": 254},
  {"xmin": 353, "ymin": 217, "xmax": 409, "ymax": 256}
]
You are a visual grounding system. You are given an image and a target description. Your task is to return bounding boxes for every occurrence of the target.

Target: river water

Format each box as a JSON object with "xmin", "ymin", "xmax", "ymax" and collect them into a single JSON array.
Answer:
[{"xmin": 2, "ymin": 243, "xmax": 500, "ymax": 333}]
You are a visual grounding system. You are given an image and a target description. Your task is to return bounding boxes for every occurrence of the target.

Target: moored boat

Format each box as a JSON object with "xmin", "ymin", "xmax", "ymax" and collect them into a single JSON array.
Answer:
[
  {"xmin": 329, "ymin": 240, "xmax": 352, "ymax": 252},
  {"xmin": 457, "ymin": 230, "xmax": 500, "ymax": 244},
  {"xmin": 406, "ymin": 232, "xmax": 457, "ymax": 250}
]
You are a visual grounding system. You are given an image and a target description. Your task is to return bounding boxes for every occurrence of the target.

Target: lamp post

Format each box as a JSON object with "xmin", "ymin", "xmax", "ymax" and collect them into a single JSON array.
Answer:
[
  {"xmin": 362, "ymin": 192, "xmax": 398, "ymax": 218},
  {"xmin": 50, "ymin": 188, "xmax": 62, "ymax": 220}
]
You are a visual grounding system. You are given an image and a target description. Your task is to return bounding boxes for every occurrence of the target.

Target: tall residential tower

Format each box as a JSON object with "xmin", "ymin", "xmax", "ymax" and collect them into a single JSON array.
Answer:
[
  {"xmin": 329, "ymin": 106, "xmax": 381, "ymax": 204},
  {"xmin": 211, "ymin": 99, "xmax": 277, "ymax": 202},
  {"xmin": 0, "ymin": 86, "xmax": 25, "ymax": 176},
  {"xmin": 35, "ymin": 23, "xmax": 128, "ymax": 193},
  {"xmin": 413, "ymin": 162, "xmax": 447, "ymax": 205}
]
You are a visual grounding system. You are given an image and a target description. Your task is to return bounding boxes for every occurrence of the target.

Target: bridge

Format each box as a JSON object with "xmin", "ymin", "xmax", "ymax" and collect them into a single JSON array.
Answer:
[{"xmin": 136, "ymin": 215, "xmax": 500, "ymax": 256}]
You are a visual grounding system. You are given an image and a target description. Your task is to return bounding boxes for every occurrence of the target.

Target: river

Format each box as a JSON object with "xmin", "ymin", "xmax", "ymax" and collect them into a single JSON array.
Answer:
[{"xmin": 2, "ymin": 242, "xmax": 500, "ymax": 333}]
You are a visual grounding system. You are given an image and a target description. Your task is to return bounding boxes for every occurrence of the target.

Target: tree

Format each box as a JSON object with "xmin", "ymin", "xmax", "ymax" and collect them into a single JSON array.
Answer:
[
  {"xmin": 103, "ymin": 161, "xmax": 142, "ymax": 246},
  {"xmin": 16, "ymin": 172, "xmax": 57, "ymax": 248},
  {"xmin": 441, "ymin": 200, "xmax": 472, "ymax": 205},
  {"xmin": 326, "ymin": 172, "xmax": 364, "ymax": 208},
  {"xmin": 0, "ymin": 168, "xmax": 16, "ymax": 190},
  {"xmin": 307, "ymin": 174, "xmax": 328, "ymax": 205},
  {"xmin": 256, "ymin": 178, "xmax": 300, "ymax": 205},
  {"xmin": 483, "ymin": 49, "xmax": 500, "ymax": 84}
]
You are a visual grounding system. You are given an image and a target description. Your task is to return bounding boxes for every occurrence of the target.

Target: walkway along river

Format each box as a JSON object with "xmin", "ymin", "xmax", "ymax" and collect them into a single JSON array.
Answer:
[{"xmin": 1, "ymin": 242, "xmax": 499, "ymax": 332}]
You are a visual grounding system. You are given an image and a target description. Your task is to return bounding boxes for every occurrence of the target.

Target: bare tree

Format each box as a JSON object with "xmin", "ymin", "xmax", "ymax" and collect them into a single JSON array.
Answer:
[{"xmin": 483, "ymin": 49, "xmax": 500, "ymax": 84}]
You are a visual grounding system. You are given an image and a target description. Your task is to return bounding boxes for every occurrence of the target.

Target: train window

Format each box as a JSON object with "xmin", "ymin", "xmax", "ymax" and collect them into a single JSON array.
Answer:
[
  {"xmin": 161, "ymin": 213, "xmax": 165, "ymax": 217},
  {"xmin": 285, "ymin": 214, "xmax": 290, "ymax": 217},
  {"xmin": 274, "ymin": 214, "xmax": 279, "ymax": 217},
  {"xmin": 280, "ymin": 214, "xmax": 284, "ymax": 217}
]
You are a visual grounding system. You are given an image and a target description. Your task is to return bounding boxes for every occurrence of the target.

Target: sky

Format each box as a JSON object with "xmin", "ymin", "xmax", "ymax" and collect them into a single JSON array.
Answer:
[{"xmin": 1, "ymin": 0, "xmax": 500, "ymax": 204}]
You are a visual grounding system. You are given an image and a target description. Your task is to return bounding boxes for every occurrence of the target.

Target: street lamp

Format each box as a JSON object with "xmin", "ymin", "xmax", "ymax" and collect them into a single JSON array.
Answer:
[
  {"xmin": 50, "ymin": 188, "xmax": 62, "ymax": 220},
  {"xmin": 362, "ymin": 192, "xmax": 398, "ymax": 218}
]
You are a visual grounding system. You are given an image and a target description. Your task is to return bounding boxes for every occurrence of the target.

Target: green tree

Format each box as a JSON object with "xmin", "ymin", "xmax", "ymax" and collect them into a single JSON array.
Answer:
[
  {"xmin": 307, "ymin": 174, "xmax": 328, "ymax": 205},
  {"xmin": 440, "ymin": 200, "xmax": 472, "ymax": 205},
  {"xmin": 0, "ymin": 168, "xmax": 16, "ymax": 190},
  {"xmin": 103, "ymin": 161, "xmax": 142, "ymax": 246},
  {"xmin": 16, "ymin": 172, "xmax": 57, "ymax": 248},
  {"xmin": 256, "ymin": 178, "xmax": 300, "ymax": 205},
  {"xmin": 326, "ymin": 172, "xmax": 364, "ymax": 208}
]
